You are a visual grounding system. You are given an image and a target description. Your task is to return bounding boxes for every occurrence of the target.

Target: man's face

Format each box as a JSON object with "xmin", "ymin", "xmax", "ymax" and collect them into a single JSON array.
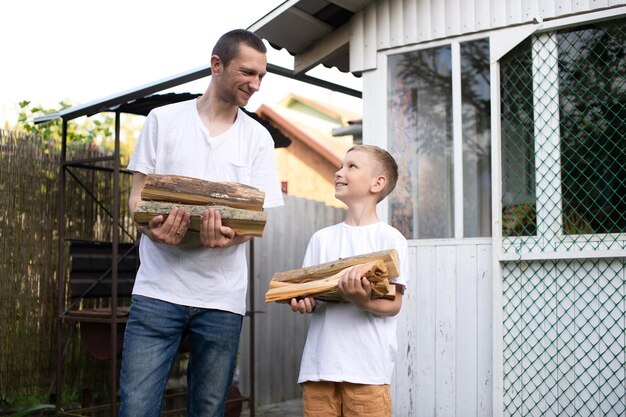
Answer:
[{"xmin": 215, "ymin": 44, "xmax": 267, "ymax": 107}]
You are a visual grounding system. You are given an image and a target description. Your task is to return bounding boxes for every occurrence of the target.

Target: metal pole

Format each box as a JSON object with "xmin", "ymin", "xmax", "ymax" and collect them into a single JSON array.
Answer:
[
  {"xmin": 55, "ymin": 119, "xmax": 68, "ymax": 411},
  {"xmin": 110, "ymin": 111, "xmax": 121, "ymax": 417},
  {"xmin": 249, "ymin": 239, "xmax": 255, "ymax": 417}
]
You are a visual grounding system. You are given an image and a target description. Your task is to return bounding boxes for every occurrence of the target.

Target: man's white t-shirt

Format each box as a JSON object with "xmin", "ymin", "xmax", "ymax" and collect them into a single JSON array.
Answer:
[
  {"xmin": 127, "ymin": 99, "xmax": 283, "ymax": 315},
  {"xmin": 297, "ymin": 221, "xmax": 409, "ymax": 385}
]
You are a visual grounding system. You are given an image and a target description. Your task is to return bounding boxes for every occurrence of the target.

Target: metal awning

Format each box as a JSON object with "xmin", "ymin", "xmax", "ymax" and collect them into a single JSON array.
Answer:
[
  {"xmin": 34, "ymin": 63, "xmax": 359, "ymax": 125},
  {"xmin": 249, "ymin": 0, "xmax": 373, "ymax": 74}
]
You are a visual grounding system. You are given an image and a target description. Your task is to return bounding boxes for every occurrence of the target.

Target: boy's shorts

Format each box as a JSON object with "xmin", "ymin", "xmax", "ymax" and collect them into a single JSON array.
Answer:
[{"xmin": 302, "ymin": 381, "xmax": 391, "ymax": 417}]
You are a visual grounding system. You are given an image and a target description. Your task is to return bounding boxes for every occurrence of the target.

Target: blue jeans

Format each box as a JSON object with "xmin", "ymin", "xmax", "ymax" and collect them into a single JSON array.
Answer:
[{"xmin": 119, "ymin": 295, "xmax": 243, "ymax": 417}]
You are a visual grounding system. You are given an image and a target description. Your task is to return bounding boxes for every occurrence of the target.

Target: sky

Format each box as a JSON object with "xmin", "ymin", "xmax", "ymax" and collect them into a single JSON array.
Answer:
[{"xmin": 0, "ymin": 0, "xmax": 362, "ymax": 127}]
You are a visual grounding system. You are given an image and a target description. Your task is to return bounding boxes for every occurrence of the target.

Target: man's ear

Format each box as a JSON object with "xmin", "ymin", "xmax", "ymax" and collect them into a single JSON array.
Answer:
[{"xmin": 210, "ymin": 55, "xmax": 221, "ymax": 77}]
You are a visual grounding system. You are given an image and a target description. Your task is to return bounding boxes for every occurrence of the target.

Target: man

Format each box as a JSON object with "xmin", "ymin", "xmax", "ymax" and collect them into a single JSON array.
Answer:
[{"xmin": 120, "ymin": 29, "xmax": 283, "ymax": 417}]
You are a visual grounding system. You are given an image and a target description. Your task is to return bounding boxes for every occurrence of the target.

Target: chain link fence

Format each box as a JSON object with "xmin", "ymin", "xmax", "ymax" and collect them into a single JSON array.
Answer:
[{"xmin": 499, "ymin": 17, "xmax": 625, "ymax": 416}]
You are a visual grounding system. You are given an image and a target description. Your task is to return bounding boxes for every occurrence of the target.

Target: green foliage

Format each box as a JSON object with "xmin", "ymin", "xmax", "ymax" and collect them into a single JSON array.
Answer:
[
  {"xmin": 8, "ymin": 404, "xmax": 55, "ymax": 417},
  {"xmin": 17, "ymin": 99, "xmax": 113, "ymax": 147},
  {"xmin": 14, "ymin": 100, "xmax": 141, "ymax": 162}
]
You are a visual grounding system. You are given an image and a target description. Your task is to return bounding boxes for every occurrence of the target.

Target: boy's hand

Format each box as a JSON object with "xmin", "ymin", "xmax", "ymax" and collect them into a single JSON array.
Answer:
[
  {"xmin": 338, "ymin": 266, "xmax": 372, "ymax": 308},
  {"xmin": 200, "ymin": 208, "xmax": 236, "ymax": 247},
  {"xmin": 145, "ymin": 207, "xmax": 191, "ymax": 245},
  {"xmin": 290, "ymin": 297, "xmax": 316, "ymax": 314}
]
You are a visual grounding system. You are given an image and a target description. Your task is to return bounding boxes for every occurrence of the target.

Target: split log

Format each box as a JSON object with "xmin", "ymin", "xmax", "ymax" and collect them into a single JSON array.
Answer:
[
  {"xmin": 141, "ymin": 174, "xmax": 265, "ymax": 211},
  {"xmin": 270, "ymin": 249, "xmax": 399, "ymax": 284},
  {"xmin": 133, "ymin": 200, "xmax": 267, "ymax": 237},
  {"xmin": 265, "ymin": 260, "xmax": 394, "ymax": 303}
]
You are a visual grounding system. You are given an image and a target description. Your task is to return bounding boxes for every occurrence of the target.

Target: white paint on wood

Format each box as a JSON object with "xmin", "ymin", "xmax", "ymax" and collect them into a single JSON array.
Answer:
[
  {"xmin": 445, "ymin": 0, "xmax": 462, "ymax": 36},
  {"xmin": 532, "ymin": 32, "xmax": 562, "ymax": 245},
  {"xmin": 521, "ymin": 0, "xmax": 540, "ymax": 20},
  {"xmin": 461, "ymin": 0, "xmax": 478, "ymax": 32},
  {"xmin": 350, "ymin": 12, "xmax": 366, "ymax": 72},
  {"xmin": 393, "ymin": 245, "xmax": 419, "ymax": 416},
  {"xmin": 363, "ymin": 2, "xmax": 379, "ymax": 70},
  {"xmin": 376, "ymin": 0, "xmax": 391, "ymax": 48},
  {"xmin": 476, "ymin": 245, "xmax": 493, "ymax": 416},
  {"xmin": 456, "ymin": 245, "xmax": 478, "ymax": 417},
  {"xmin": 435, "ymin": 245, "xmax": 458, "ymax": 417},
  {"xmin": 389, "ymin": 0, "xmax": 404, "ymax": 46},
  {"xmin": 349, "ymin": 0, "xmax": 626, "ymax": 72},
  {"xmin": 430, "ymin": 0, "xmax": 447, "ymax": 39},
  {"xmin": 556, "ymin": 0, "xmax": 574, "ymax": 14},
  {"xmin": 416, "ymin": 245, "xmax": 437, "ymax": 416}
]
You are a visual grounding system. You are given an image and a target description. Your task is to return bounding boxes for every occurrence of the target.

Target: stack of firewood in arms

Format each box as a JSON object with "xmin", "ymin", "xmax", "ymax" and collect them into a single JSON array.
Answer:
[
  {"xmin": 265, "ymin": 249, "xmax": 399, "ymax": 303},
  {"xmin": 133, "ymin": 174, "xmax": 267, "ymax": 237}
]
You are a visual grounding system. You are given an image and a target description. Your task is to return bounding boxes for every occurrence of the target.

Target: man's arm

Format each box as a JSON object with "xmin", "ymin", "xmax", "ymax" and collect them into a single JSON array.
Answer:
[
  {"xmin": 129, "ymin": 172, "xmax": 190, "ymax": 245},
  {"xmin": 199, "ymin": 208, "xmax": 252, "ymax": 248}
]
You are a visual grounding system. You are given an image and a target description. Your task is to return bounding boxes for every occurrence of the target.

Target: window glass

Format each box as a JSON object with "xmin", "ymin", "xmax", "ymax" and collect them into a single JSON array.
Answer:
[
  {"xmin": 388, "ymin": 46, "xmax": 453, "ymax": 239},
  {"xmin": 500, "ymin": 39, "xmax": 537, "ymax": 237},
  {"xmin": 461, "ymin": 39, "xmax": 492, "ymax": 237},
  {"xmin": 558, "ymin": 20, "xmax": 626, "ymax": 234}
]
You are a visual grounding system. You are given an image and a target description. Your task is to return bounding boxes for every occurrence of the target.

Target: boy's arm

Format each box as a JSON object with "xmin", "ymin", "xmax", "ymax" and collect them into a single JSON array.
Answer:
[
  {"xmin": 290, "ymin": 297, "xmax": 317, "ymax": 314},
  {"xmin": 338, "ymin": 266, "xmax": 404, "ymax": 317}
]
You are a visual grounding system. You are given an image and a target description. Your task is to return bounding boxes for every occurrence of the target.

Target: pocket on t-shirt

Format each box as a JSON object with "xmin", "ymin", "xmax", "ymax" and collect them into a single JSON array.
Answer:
[{"xmin": 221, "ymin": 157, "xmax": 251, "ymax": 184}]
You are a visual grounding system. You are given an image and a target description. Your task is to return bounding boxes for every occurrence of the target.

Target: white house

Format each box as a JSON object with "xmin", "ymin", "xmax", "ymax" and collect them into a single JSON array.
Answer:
[{"xmin": 250, "ymin": 2, "xmax": 626, "ymax": 416}]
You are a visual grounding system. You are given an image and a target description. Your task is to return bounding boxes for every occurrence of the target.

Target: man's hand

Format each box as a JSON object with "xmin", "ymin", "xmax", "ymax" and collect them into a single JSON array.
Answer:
[
  {"xmin": 290, "ymin": 296, "xmax": 316, "ymax": 314},
  {"xmin": 145, "ymin": 207, "xmax": 191, "ymax": 245},
  {"xmin": 338, "ymin": 266, "xmax": 372, "ymax": 308},
  {"xmin": 200, "ymin": 208, "xmax": 236, "ymax": 247}
]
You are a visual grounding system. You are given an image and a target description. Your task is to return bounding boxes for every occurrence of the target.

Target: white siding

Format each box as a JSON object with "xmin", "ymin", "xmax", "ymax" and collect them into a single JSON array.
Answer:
[
  {"xmin": 393, "ymin": 240, "xmax": 493, "ymax": 417},
  {"xmin": 349, "ymin": 0, "xmax": 626, "ymax": 72}
]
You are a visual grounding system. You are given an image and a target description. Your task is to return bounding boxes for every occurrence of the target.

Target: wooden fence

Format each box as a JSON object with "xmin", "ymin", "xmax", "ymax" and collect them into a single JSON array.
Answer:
[{"xmin": 1, "ymin": 129, "xmax": 134, "ymax": 402}]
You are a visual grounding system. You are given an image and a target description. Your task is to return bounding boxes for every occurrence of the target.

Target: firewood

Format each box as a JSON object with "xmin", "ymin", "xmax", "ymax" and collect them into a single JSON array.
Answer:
[
  {"xmin": 141, "ymin": 174, "xmax": 265, "ymax": 211},
  {"xmin": 133, "ymin": 200, "xmax": 267, "ymax": 237},
  {"xmin": 265, "ymin": 259, "xmax": 396, "ymax": 303},
  {"xmin": 270, "ymin": 249, "xmax": 399, "ymax": 284}
]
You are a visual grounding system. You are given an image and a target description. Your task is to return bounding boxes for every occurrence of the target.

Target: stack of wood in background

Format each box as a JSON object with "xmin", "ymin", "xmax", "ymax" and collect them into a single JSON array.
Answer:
[
  {"xmin": 133, "ymin": 174, "xmax": 267, "ymax": 237},
  {"xmin": 265, "ymin": 249, "xmax": 400, "ymax": 303}
]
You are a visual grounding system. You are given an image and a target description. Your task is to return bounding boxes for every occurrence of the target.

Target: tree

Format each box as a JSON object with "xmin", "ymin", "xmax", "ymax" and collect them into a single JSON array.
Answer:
[{"xmin": 14, "ymin": 100, "xmax": 140, "ymax": 163}]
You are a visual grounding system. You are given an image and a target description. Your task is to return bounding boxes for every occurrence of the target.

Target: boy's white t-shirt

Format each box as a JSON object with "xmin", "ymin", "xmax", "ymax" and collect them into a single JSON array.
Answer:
[
  {"xmin": 297, "ymin": 221, "xmax": 409, "ymax": 385},
  {"xmin": 127, "ymin": 99, "xmax": 283, "ymax": 315}
]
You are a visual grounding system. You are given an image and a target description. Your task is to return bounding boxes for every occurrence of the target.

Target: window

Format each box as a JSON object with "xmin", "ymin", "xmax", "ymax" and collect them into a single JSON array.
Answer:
[
  {"xmin": 500, "ymin": 17, "xmax": 625, "ymax": 242},
  {"xmin": 388, "ymin": 39, "xmax": 491, "ymax": 239}
]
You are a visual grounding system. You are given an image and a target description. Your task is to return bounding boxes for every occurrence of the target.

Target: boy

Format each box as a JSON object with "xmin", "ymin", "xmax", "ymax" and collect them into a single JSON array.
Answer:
[{"xmin": 291, "ymin": 144, "xmax": 408, "ymax": 417}]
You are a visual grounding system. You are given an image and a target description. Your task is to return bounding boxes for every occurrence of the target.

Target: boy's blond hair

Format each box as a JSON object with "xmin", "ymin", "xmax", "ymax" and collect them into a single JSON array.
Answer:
[{"xmin": 347, "ymin": 144, "xmax": 398, "ymax": 202}]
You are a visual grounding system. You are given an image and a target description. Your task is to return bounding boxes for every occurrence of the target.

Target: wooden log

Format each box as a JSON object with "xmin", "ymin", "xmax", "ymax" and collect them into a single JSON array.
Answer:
[
  {"xmin": 133, "ymin": 200, "xmax": 267, "ymax": 237},
  {"xmin": 265, "ymin": 260, "xmax": 394, "ymax": 303},
  {"xmin": 270, "ymin": 249, "xmax": 399, "ymax": 284},
  {"xmin": 141, "ymin": 174, "xmax": 265, "ymax": 211}
]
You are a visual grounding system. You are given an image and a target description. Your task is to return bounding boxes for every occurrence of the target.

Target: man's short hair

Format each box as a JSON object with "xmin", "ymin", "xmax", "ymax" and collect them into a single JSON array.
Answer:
[
  {"xmin": 347, "ymin": 144, "xmax": 399, "ymax": 202},
  {"xmin": 212, "ymin": 29, "xmax": 267, "ymax": 68}
]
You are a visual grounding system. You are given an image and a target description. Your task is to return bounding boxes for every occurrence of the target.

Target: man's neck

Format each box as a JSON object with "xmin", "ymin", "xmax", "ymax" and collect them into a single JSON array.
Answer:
[{"xmin": 196, "ymin": 87, "xmax": 239, "ymax": 136}]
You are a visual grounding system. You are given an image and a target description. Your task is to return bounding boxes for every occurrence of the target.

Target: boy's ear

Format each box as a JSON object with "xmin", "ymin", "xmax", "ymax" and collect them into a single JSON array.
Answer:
[{"xmin": 370, "ymin": 175, "xmax": 387, "ymax": 195}]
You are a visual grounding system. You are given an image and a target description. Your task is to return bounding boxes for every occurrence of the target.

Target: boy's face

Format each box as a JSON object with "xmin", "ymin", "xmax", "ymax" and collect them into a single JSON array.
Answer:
[{"xmin": 334, "ymin": 150, "xmax": 381, "ymax": 203}]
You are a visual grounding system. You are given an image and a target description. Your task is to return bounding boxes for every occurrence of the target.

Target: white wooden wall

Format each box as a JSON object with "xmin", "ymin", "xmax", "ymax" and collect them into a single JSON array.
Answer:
[
  {"xmin": 393, "ymin": 239, "xmax": 493, "ymax": 417},
  {"xmin": 349, "ymin": 0, "xmax": 626, "ymax": 73}
]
